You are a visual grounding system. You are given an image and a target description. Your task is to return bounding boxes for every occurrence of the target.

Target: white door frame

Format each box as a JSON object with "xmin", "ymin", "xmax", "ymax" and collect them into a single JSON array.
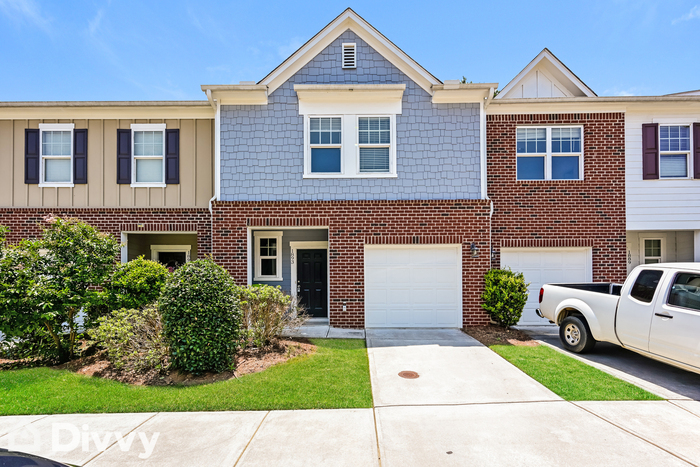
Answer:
[{"xmin": 290, "ymin": 241, "xmax": 330, "ymax": 318}]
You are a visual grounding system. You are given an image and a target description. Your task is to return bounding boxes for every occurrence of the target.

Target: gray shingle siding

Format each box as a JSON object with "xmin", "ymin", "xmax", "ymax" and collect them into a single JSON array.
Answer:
[{"xmin": 220, "ymin": 30, "xmax": 481, "ymax": 201}]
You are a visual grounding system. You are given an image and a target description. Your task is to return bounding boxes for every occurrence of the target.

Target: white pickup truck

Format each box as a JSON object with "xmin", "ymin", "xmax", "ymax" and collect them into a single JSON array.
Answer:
[{"xmin": 537, "ymin": 263, "xmax": 700, "ymax": 373}]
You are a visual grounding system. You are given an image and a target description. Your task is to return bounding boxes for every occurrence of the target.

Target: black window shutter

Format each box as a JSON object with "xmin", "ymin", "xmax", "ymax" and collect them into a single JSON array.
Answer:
[
  {"xmin": 25, "ymin": 129, "xmax": 40, "ymax": 184},
  {"xmin": 642, "ymin": 123, "xmax": 659, "ymax": 180},
  {"xmin": 73, "ymin": 129, "xmax": 88, "ymax": 184},
  {"xmin": 694, "ymin": 123, "xmax": 700, "ymax": 180},
  {"xmin": 165, "ymin": 129, "xmax": 179, "ymax": 184},
  {"xmin": 117, "ymin": 129, "xmax": 131, "ymax": 184}
]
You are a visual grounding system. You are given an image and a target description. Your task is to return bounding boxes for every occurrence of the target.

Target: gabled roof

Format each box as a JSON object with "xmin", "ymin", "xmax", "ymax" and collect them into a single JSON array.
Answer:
[
  {"xmin": 665, "ymin": 89, "xmax": 700, "ymax": 96},
  {"xmin": 258, "ymin": 8, "xmax": 442, "ymax": 95},
  {"xmin": 496, "ymin": 48, "xmax": 596, "ymax": 99}
]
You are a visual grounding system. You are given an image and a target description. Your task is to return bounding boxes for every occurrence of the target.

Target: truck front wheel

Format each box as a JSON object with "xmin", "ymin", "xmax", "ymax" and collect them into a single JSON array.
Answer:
[{"xmin": 559, "ymin": 316, "xmax": 596, "ymax": 353}]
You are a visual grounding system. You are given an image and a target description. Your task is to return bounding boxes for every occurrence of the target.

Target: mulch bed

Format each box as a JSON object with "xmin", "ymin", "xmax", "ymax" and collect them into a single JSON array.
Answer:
[
  {"xmin": 18, "ymin": 338, "xmax": 317, "ymax": 386},
  {"xmin": 463, "ymin": 324, "xmax": 538, "ymax": 347}
]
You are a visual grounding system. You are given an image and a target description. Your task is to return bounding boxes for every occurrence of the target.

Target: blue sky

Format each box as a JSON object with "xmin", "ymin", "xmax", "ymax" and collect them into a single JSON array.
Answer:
[{"xmin": 0, "ymin": 0, "xmax": 698, "ymax": 101}]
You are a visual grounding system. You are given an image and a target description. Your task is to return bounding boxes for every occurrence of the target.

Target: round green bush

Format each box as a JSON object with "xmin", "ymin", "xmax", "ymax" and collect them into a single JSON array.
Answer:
[
  {"xmin": 481, "ymin": 268, "xmax": 529, "ymax": 328},
  {"xmin": 106, "ymin": 257, "xmax": 169, "ymax": 310},
  {"xmin": 159, "ymin": 258, "xmax": 241, "ymax": 373}
]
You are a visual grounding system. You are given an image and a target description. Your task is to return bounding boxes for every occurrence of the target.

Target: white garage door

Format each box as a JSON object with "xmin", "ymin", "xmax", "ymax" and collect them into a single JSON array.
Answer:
[
  {"xmin": 365, "ymin": 245, "xmax": 462, "ymax": 328},
  {"xmin": 500, "ymin": 248, "xmax": 592, "ymax": 325}
]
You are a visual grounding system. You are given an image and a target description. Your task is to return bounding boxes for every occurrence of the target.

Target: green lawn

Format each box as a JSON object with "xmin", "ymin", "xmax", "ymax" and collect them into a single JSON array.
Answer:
[
  {"xmin": 491, "ymin": 344, "xmax": 663, "ymax": 401},
  {"xmin": 0, "ymin": 339, "xmax": 373, "ymax": 415}
]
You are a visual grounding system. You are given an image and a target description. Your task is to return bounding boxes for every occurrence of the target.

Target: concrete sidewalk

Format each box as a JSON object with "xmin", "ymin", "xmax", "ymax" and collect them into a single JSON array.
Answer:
[{"xmin": 3, "ymin": 328, "xmax": 700, "ymax": 466}]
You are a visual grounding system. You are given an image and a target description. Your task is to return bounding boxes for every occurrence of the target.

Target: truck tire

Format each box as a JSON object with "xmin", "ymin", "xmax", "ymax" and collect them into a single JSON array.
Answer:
[{"xmin": 559, "ymin": 316, "xmax": 596, "ymax": 353}]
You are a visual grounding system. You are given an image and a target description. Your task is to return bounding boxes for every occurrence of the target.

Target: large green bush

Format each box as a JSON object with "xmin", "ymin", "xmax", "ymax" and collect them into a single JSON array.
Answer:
[
  {"xmin": 0, "ymin": 217, "xmax": 120, "ymax": 362},
  {"xmin": 106, "ymin": 257, "xmax": 169, "ymax": 310},
  {"xmin": 159, "ymin": 259, "xmax": 241, "ymax": 373},
  {"xmin": 238, "ymin": 284, "xmax": 307, "ymax": 348},
  {"xmin": 481, "ymin": 268, "xmax": 529, "ymax": 328},
  {"xmin": 92, "ymin": 307, "xmax": 169, "ymax": 372}
]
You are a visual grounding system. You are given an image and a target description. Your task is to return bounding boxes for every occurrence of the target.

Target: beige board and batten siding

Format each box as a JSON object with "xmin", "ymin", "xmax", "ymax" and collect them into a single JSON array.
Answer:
[
  {"xmin": 0, "ymin": 108, "xmax": 214, "ymax": 208},
  {"xmin": 625, "ymin": 102, "xmax": 700, "ymax": 231}
]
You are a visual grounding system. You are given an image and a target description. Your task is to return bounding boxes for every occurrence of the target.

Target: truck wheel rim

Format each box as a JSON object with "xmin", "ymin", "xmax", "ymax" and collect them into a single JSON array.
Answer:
[{"xmin": 564, "ymin": 324, "xmax": 581, "ymax": 346}]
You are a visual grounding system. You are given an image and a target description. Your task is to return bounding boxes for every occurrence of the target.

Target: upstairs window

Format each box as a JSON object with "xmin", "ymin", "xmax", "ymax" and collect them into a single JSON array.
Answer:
[
  {"xmin": 516, "ymin": 126, "xmax": 583, "ymax": 180},
  {"xmin": 309, "ymin": 117, "xmax": 342, "ymax": 173},
  {"xmin": 659, "ymin": 125, "xmax": 690, "ymax": 178},
  {"xmin": 342, "ymin": 43, "xmax": 356, "ymax": 69},
  {"xmin": 39, "ymin": 123, "xmax": 74, "ymax": 186},
  {"xmin": 132, "ymin": 124, "xmax": 165, "ymax": 185},
  {"xmin": 358, "ymin": 117, "xmax": 391, "ymax": 173}
]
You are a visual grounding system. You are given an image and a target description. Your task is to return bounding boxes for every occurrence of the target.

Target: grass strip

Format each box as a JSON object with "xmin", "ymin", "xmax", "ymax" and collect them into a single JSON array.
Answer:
[
  {"xmin": 0, "ymin": 339, "xmax": 372, "ymax": 415},
  {"xmin": 491, "ymin": 344, "xmax": 663, "ymax": 401}
]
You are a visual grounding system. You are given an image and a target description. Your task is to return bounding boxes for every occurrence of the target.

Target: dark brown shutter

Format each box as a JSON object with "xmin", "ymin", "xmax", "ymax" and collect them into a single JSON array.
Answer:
[
  {"xmin": 24, "ymin": 129, "xmax": 40, "ymax": 184},
  {"xmin": 165, "ymin": 129, "xmax": 179, "ymax": 184},
  {"xmin": 694, "ymin": 123, "xmax": 700, "ymax": 179},
  {"xmin": 117, "ymin": 129, "xmax": 131, "ymax": 184},
  {"xmin": 642, "ymin": 123, "xmax": 659, "ymax": 180},
  {"xmin": 73, "ymin": 129, "xmax": 88, "ymax": 184}
]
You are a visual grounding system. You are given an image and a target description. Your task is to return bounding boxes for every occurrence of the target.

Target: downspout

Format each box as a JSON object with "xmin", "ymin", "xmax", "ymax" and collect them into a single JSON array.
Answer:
[
  {"xmin": 480, "ymin": 90, "xmax": 496, "ymax": 268},
  {"xmin": 208, "ymin": 95, "xmax": 220, "ymax": 215}
]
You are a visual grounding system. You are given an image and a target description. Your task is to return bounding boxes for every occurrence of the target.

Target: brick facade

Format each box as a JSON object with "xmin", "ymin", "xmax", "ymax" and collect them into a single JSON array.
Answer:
[
  {"xmin": 212, "ymin": 200, "xmax": 492, "ymax": 328},
  {"xmin": 487, "ymin": 112, "xmax": 627, "ymax": 283},
  {"xmin": 0, "ymin": 208, "xmax": 212, "ymax": 258}
]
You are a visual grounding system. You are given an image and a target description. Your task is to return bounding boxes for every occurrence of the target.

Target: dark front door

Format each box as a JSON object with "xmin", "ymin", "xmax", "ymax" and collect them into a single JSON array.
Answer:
[{"xmin": 297, "ymin": 249, "xmax": 327, "ymax": 318}]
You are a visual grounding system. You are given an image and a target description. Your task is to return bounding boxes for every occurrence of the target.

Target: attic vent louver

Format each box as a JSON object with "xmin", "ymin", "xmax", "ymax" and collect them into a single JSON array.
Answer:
[{"xmin": 342, "ymin": 43, "xmax": 356, "ymax": 69}]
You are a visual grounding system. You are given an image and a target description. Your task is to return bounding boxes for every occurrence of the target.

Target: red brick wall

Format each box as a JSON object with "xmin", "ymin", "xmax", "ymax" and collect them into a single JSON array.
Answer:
[
  {"xmin": 0, "ymin": 208, "xmax": 212, "ymax": 258},
  {"xmin": 212, "ymin": 200, "xmax": 492, "ymax": 328},
  {"xmin": 487, "ymin": 113, "xmax": 626, "ymax": 282}
]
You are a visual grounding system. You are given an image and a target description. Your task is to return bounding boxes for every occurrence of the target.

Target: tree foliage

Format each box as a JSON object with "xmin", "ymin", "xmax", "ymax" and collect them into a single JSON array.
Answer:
[
  {"xmin": 481, "ymin": 268, "xmax": 529, "ymax": 328},
  {"xmin": 105, "ymin": 257, "xmax": 169, "ymax": 310}
]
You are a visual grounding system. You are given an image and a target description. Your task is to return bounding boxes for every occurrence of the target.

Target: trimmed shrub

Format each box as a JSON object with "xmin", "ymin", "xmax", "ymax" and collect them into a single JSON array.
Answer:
[
  {"xmin": 481, "ymin": 268, "xmax": 529, "ymax": 328},
  {"xmin": 159, "ymin": 259, "xmax": 241, "ymax": 373},
  {"xmin": 91, "ymin": 307, "xmax": 169, "ymax": 372},
  {"xmin": 106, "ymin": 257, "xmax": 169, "ymax": 310},
  {"xmin": 238, "ymin": 284, "xmax": 307, "ymax": 348}
]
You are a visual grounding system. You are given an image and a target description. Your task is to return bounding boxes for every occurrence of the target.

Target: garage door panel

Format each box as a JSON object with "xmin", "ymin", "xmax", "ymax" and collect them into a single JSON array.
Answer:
[
  {"xmin": 365, "ymin": 245, "xmax": 462, "ymax": 328},
  {"xmin": 501, "ymin": 248, "xmax": 591, "ymax": 326}
]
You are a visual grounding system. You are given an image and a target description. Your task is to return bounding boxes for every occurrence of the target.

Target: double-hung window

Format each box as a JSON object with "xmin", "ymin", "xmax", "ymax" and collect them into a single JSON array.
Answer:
[
  {"xmin": 659, "ymin": 125, "xmax": 690, "ymax": 178},
  {"xmin": 309, "ymin": 117, "xmax": 342, "ymax": 173},
  {"xmin": 253, "ymin": 231, "xmax": 283, "ymax": 281},
  {"xmin": 39, "ymin": 123, "xmax": 74, "ymax": 186},
  {"xmin": 516, "ymin": 126, "xmax": 583, "ymax": 180},
  {"xmin": 642, "ymin": 238, "xmax": 663, "ymax": 264},
  {"xmin": 131, "ymin": 124, "xmax": 166, "ymax": 186},
  {"xmin": 358, "ymin": 117, "xmax": 391, "ymax": 173}
]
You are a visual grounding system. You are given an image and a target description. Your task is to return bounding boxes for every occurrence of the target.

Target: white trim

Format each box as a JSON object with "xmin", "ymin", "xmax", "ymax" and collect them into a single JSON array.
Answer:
[
  {"xmin": 289, "ymin": 241, "xmax": 330, "ymax": 318},
  {"xmin": 150, "ymin": 244, "xmax": 192, "ymax": 263},
  {"xmin": 515, "ymin": 125, "xmax": 584, "ymax": 181},
  {"xmin": 306, "ymin": 115, "xmax": 344, "ymax": 176},
  {"xmin": 253, "ymin": 231, "xmax": 283, "ymax": 281},
  {"xmin": 356, "ymin": 115, "xmax": 395, "ymax": 176},
  {"xmin": 480, "ymin": 100, "xmax": 487, "ymax": 199},
  {"xmin": 258, "ymin": 9, "xmax": 441, "ymax": 95},
  {"xmin": 38, "ymin": 123, "xmax": 75, "ymax": 187},
  {"xmin": 120, "ymin": 233, "xmax": 128, "ymax": 263},
  {"xmin": 130, "ymin": 123, "xmax": 166, "ymax": 187},
  {"xmin": 247, "ymin": 228, "xmax": 253, "ymax": 285}
]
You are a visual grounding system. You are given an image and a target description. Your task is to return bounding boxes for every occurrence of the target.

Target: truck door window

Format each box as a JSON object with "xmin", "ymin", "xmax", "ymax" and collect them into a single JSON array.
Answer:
[
  {"xmin": 668, "ymin": 273, "xmax": 700, "ymax": 311},
  {"xmin": 630, "ymin": 270, "xmax": 664, "ymax": 303}
]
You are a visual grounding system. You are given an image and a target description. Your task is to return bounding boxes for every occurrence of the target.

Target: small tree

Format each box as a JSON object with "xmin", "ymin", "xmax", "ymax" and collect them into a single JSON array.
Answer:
[
  {"xmin": 238, "ymin": 284, "xmax": 307, "ymax": 348},
  {"xmin": 481, "ymin": 268, "xmax": 529, "ymax": 328},
  {"xmin": 159, "ymin": 258, "xmax": 242, "ymax": 373},
  {"xmin": 0, "ymin": 217, "xmax": 120, "ymax": 362},
  {"xmin": 106, "ymin": 257, "xmax": 169, "ymax": 310}
]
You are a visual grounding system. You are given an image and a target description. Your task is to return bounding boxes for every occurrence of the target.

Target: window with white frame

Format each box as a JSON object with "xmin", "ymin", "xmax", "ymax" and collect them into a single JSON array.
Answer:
[
  {"xmin": 516, "ymin": 126, "xmax": 583, "ymax": 180},
  {"xmin": 309, "ymin": 117, "xmax": 342, "ymax": 173},
  {"xmin": 131, "ymin": 124, "xmax": 165, "ymax": 185},
  {"xmin": 40, "ymin": 123, "xmax": 74, "ymax": 186},
  {"xmin": 358, "ymin": 117, "xmax": 391, "ymax": 173},
  {"xmin": 659, "ymin": 125, "xmax": 690, "ymax": 178},
  {"xmin": 643, "ymin": 238, "xmax": 663, "ymax": 264},
  {"xmin": 305, "ymin": 115, "xmax": 396, "ymax": 177},
  {"xmin": 254, "ymin": 231, "xmax": 283, "ymax": 281}
]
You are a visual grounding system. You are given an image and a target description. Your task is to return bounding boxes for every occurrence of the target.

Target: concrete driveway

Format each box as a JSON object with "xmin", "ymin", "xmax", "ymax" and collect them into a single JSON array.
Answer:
[{"xmin": 519, "ymin": 325, "xmax": 700, "ymax": 400}]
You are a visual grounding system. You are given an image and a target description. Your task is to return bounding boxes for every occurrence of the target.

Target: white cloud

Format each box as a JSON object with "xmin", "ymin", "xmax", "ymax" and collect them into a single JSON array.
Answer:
[
  {"xmin": 672, "ymin": 4, "xmax": 700, "ymax": 24},
  {"xmin": 88, "ymin": 8, "xmax": 105, "ymax": 36},
  {"xmin": 0, "ymin": 0, "xmax": 51, "ymax": 33}
]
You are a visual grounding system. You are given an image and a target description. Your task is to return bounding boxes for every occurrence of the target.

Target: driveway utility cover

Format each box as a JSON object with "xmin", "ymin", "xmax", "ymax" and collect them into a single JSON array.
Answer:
[{"xmin": 366, "ymin": 329, "xmax": 560, "ymax": 406}]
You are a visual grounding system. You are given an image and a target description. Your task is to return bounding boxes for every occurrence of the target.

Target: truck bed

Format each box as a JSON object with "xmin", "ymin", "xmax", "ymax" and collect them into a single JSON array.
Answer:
[{"xmin": 548, "ymin": 283, "xmax": 623, "ymax": 296}]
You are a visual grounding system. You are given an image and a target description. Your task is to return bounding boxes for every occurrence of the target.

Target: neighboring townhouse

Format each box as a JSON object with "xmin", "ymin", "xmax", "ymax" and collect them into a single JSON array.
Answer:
[
  {"xmin": 203, "ymin": 9, "xmax": 497, "ymax": 328},
  {"xmin": 624, "ymin": 92, "xmax": 700, "ymax": 271},
  {"xmin": 486, "ymin": 49, "xmax": 628, "ymax": 325},
  {"xmin": 0, "ymin": 102, "xmax": 215, "ymax": 267}
]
